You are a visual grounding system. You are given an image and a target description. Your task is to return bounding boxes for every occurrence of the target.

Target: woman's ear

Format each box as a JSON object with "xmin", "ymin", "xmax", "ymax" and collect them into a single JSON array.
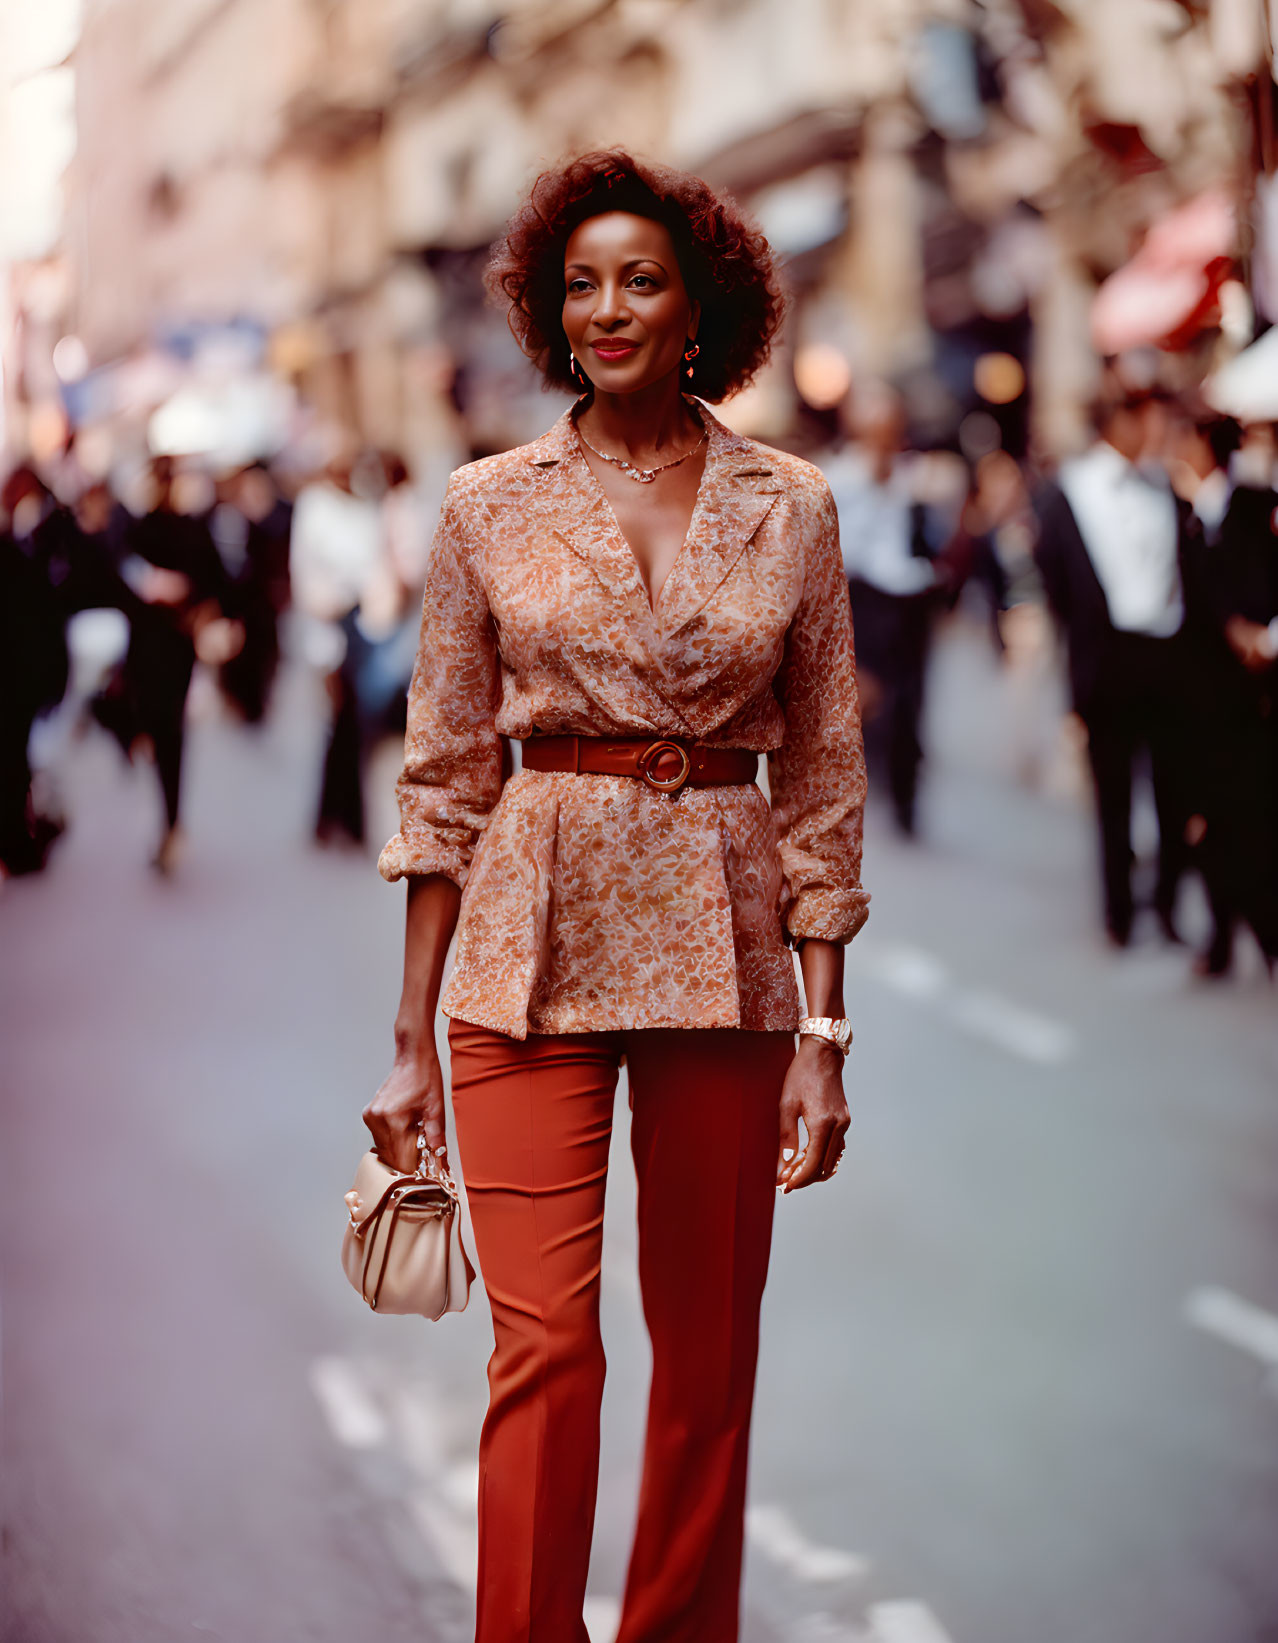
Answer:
[{"xmin": 687, "ymin": 298, "xmax": 701, "ymax": 343}]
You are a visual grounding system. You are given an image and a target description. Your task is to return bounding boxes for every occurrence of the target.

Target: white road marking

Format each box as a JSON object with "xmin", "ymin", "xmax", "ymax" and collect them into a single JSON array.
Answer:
[
  {"xmin": 866, "ymin": 1600, "xmax": 957, "ymax": 1643},
  {"xmin": 946, "ymin": 989, "xmax": 1077, "ymax": 1065},
  {"xmin": 442, "ymin": 1459, "xmax": 480, "ymax": 1511},
  {"xmin": 309, "ymin": 1360, "xmax": 903, "ymax": 1643},
  {"xmin": 384, "ymin": 1380, "xmax": 486, "ymax": 1584},
  {"xmin": 785, "ymin": 1614, "xmax": 862, "ymax": 1641},
  {"xmin": 583, "ymin": 1596, "xmax": 621, "ymax": 1643},
  {"xmin": 1184, "ymin": 1286, "xmax": 1278, "ymax": 1387},
  {"xmin": 408, "ymin": 1489, "xmax": 478, "ymax": 1589},
  {"xmin": 310, "ymin": 1360, "xmax": 485, "ymax": 1588},
  {"xmin": 746, "ymin": 1504, "xmax": 869, "ymax": 1584},
  {"xmin": 866, "ymin": 943, "xmax": 1076, "ymax": 1065},
  {"xmin": 386, "ymin": 1379, "xmax": 456, "ymax": 1479},
  {"xmin": 308, "ymin": 1355, "xmax": 388, "ymax": 1450}
]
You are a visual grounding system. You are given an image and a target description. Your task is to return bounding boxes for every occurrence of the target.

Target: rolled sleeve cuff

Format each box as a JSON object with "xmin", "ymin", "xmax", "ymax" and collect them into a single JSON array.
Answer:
[
  {"xmin": 377, "ymin": 830, "xmax": 472, "ymax": 887},
  {"xmin": 782, "ymin": 887, "xmax": 871, "ymax": 948}
]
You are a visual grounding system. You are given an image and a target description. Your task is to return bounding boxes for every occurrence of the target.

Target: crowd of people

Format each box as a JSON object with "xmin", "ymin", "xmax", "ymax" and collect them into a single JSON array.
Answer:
[
  {"xmin": 0, "ymin": 442, "xmax": 431, "ymax": 878},
  {"xmin": 821, "ymin": 377, "xmax": 1278, "ymax": 980},
  {"xmin": 3, "ymin": 373, "xmax": 1276, "ymax": 982}
]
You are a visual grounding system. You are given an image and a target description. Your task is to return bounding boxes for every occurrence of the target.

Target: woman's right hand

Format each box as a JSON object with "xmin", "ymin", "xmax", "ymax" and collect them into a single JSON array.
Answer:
[{"xmin": 362, "ymin": 1043, "xmax": 448, "ymax": 1176}]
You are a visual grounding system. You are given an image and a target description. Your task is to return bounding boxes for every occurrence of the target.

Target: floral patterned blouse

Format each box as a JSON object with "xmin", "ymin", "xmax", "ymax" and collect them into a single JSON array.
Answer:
[{"xmin": 379, "ymin": 402, "xmax": 870, "ymax": 1040}]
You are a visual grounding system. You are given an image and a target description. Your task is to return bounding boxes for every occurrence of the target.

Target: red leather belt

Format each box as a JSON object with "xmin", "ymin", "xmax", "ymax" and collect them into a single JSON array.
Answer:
[{"xmin": 519, "ymin": 734, "xmax": 758, "ymax": 795}]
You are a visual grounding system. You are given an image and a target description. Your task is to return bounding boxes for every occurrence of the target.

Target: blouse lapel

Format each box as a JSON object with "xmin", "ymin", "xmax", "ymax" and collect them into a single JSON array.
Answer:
[
  {"xmin": 655, "ymin": 407, "xmax": 782, "ymax": 640},
  {"xmin": 525, "ymin": 402, "xmax": 782, "ymax": 634},
  {"xmin": 526, "ymin": 410, "xmax": 651, "ymax": 607}
]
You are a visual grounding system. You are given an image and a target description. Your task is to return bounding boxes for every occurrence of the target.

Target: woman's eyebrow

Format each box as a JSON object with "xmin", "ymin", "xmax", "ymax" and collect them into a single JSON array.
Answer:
[{"xmin": 564, "ymin": 258, "xmax": 668, "ymax": 276}]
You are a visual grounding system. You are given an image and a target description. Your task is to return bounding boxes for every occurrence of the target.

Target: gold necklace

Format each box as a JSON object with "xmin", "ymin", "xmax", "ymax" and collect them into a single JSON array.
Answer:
[{"xmin": 575, "ymin": 418, "xmax": 707, "ymax": 484}]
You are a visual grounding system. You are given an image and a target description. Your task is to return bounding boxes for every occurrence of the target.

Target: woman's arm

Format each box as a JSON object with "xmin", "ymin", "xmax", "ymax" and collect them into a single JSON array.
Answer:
[
  {"xmin": 768, "ymin": 473, "xmax": 868, "ymax": 1192},
  {"xmin": 363, "ymin": 874, "xmax": 462, "ymax": 1174},
  {"xmin": 766, "ymin": 478, "xmax": 870, "ymax": 948},
  {"xmin": 777, "ymin": 936, "xmax": 850, "ymax": 1193},
  {"xmin": 366, "ymin": 474, "xmax": 501, "ymax": 1173}
]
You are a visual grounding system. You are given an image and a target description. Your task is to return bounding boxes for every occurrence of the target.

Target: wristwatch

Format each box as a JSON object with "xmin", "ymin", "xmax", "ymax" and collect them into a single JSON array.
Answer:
[{"xmin": 798, "ymin": 1016, "xmax": 853, "ymax": 1057}]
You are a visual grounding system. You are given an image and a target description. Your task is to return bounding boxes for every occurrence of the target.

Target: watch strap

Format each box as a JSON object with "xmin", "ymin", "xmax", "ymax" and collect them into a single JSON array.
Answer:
[{"xmin": 797, "ymin": 1015, "xmax": 853, "ymax": 1056}]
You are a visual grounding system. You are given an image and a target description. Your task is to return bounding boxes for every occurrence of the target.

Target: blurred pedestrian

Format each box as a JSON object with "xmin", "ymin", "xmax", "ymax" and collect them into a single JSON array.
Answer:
[
  {"xmin": 363, "ymin": 150, "xmax": 867, "ymax": 1643},
  {"xmin": 27, "ymin": 480, "xmax": 138, "ymax": 825},
  {"xmin": 122, "ymin": 456, "xmax": 235, "ymax": 874},
  {"xmin": 289, "ymin": 450, "xmax": 381, "ymax": 844},
  {"xmin": 3, "ymin": 463, "xmax": 55, "ymax": 547},
  {"xmin": 0, "ymin": 482, "xmax": 68, "ymax": 878},
  {"xmin": 1172, "ymin": 410, "xmax": 1278, "ymax": 973},
  {"xmin": 213, "ymin": 462, "xmax": 292, "ymax": 725},
  {"xmin": 1034, "ymin": 391, "xmax": 1195, "ymax": 946},
  {"xmin": 946, "ymin": 450, "xmax": 1056, "ymax": 787},
  {"xmin": 376, "ymin": 449, "xmax": 432, "ymax": 606},
  {"xmin": 349, "ymin": 450, "xmax": 432, "ymax": 741},
  {"xmin": 34, "ymin": 479, "xmax": 138, "ymax": 637},
  {"xmin": 823, "ymin": 382, "xmax": 945, "ymax": 836}
]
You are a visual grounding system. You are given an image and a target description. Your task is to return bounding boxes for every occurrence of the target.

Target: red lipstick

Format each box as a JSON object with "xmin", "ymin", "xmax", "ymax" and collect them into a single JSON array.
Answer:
[{"xmin": 590, "ymin": 340, "xmax": 639, "ymax": 360}]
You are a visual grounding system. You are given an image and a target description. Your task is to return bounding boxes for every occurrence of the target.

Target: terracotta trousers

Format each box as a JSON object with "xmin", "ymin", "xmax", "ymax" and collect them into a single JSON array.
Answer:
[{"xmin": 447, "ymin": 1019, "xmax": 796, "ymax": 1643}]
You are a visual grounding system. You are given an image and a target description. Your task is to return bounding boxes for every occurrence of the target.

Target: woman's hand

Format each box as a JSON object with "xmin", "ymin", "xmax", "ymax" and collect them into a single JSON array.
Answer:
[
  {"xmin": 363, "ymin": 1040, "xmax": 448, "ymax": 1176},
  {"xmin": 776, "ymin": 1038, "xmax": 850, "ymax": 1192},
  {"xmin": 371, "ymin": 875, "xmax": 463, "ymax": 1174}
]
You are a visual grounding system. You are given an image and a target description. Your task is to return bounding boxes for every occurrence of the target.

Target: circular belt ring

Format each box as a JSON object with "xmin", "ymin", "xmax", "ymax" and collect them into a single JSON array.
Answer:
[{"xmin": 636, "ymin": 738, "xmax": 692, "ymax": 793}]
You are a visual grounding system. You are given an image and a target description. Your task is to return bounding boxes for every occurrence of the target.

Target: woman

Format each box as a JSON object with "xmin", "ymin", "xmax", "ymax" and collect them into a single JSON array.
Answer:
[
  {"xmin": 364, "ymin": 151, "xmax": 869, "ymax": 1643},
  {"xmin": 123, "ymin": 457, "xmax": 233, "ymax": 873}
]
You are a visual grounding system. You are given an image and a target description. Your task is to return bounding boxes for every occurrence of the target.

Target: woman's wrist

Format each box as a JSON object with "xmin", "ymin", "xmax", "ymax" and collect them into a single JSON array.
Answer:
[
  {"xmin": 796, "ymin": 1032, "xmax": 846, "ymax": 1065},
  {"xmin": 393, "ymin": 1016, "xmax": 438, "ymax": 1062}
]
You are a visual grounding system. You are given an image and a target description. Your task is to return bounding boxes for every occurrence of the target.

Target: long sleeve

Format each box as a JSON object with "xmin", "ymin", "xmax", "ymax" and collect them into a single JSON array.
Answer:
[
  {"xmin": 766, "ymin": 480, "xmax": 871, "ymax": 946},
  {"xmin": 377, "ymin": 481, "xmax": 503, "ymax": 885}
]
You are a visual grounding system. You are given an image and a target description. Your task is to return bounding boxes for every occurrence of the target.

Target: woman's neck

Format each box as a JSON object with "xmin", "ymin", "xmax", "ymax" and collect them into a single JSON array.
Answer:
[{"xmin": 576, "ymin": 375, "xmax": 702, "ymax": 461}]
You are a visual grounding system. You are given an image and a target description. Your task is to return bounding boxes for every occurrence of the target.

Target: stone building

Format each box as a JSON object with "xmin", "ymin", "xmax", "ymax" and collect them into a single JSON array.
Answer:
[{"xmin": 28, "ymin": 0, "xmax": 1278, "ymax": 471}]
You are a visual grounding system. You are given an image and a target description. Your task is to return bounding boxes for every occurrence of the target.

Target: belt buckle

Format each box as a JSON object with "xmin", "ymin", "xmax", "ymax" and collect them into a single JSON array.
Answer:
[{"xmin": 637, "ymin": 738, "xmax": 691, "ymax": 794}]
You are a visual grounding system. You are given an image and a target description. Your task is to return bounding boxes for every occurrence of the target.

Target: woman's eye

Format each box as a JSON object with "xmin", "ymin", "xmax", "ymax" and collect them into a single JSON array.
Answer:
[
  {"xmin": 629, "ymin": 275, "xmax": 655, "ymax": 289},
  {"xmin": 566, "ymin": 279, "xmax": 592, "ymax": 295}
]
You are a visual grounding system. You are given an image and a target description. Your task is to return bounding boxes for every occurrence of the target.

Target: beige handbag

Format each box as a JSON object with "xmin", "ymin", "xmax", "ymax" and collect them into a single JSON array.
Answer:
[{"xmin": 341, "ymin": 1145, "xmax": 475, "ymax": 1318}]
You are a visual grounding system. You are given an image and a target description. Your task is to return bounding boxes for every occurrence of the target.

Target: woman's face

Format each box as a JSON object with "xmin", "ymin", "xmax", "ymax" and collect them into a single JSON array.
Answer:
[{"xmin": 562, "ymin": 211, "xmax": 699, "ymax": 396}]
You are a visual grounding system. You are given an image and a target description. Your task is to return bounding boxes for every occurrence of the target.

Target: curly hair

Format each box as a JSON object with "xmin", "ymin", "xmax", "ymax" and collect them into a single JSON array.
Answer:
[{"xmin": 486, "ymin": 149, "xmax": 784, "ymax": 404}]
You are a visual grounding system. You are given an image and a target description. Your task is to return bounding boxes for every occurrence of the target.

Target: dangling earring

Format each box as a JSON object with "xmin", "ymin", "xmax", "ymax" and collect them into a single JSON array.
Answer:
[
  {"xmin": 683, "ymin": 341, "xmax": 700, "ymax": 381},
  {"xmin": 569, "ymin": 350, "xmax": 589, "ymax": 389}
]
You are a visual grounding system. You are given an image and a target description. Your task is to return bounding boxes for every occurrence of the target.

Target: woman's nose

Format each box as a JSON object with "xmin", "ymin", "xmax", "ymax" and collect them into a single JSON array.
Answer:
[{"xmin": 592, "ymin": 281, "xmax": 629, "ymax": 328}]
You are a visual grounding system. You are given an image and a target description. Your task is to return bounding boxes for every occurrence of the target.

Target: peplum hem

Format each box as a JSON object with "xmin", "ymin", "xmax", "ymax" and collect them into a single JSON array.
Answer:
[{"xmin": 438, "ymin": 771, "xmax": 800, "ymax": 1041}]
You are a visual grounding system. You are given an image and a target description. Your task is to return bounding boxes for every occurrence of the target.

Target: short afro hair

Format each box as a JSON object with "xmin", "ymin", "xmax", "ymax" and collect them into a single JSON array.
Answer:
[{"xmin": 486, "ymin": 149, "xmax": 784, "ymax": 404}]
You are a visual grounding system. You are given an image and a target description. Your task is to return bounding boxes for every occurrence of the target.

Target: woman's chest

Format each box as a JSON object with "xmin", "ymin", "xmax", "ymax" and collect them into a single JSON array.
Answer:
[
  {"xmin": 589, "ymin": 458, "xmax": 706, "ymax": 614},
  {"xmin": 477, "ymin": 498, "xmax": 802, "ymax": 688}
]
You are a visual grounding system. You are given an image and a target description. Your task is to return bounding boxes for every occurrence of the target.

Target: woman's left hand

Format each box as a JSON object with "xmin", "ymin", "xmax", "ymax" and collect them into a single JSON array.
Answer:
[{"xmin": 776, "ymin": 1038, "xmax": 850, "ymax": 1192}]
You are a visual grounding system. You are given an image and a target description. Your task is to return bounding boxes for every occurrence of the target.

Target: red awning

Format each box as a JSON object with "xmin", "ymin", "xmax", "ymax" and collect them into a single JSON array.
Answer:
[{"xmin": 1091, "ymin": 190, "xmax": 1236, "ymax": 354}]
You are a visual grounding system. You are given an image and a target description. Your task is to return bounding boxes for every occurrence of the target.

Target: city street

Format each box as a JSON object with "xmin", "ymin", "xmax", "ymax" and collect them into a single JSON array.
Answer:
[{"xmin": 3, "ymin": 621, "xmax": 1277, "ymax": 1643}]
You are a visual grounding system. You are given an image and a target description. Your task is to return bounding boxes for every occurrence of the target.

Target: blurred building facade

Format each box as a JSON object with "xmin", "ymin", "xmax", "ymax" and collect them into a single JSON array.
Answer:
[{"xmin": 4, "ymin": 0, "xmax": 1276, "ymax": 473}]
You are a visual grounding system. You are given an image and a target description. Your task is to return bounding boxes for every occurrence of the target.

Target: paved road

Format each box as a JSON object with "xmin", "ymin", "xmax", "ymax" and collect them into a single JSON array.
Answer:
[{"xmin": 3, "ymin": 623, "xmax": 1277, "ymax": 1643}]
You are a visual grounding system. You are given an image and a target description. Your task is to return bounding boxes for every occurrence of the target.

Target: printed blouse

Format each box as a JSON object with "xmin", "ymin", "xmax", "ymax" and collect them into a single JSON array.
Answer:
[{"xmin": 379, "ymin": 402, "xmax": 870, "ymax": 1039}]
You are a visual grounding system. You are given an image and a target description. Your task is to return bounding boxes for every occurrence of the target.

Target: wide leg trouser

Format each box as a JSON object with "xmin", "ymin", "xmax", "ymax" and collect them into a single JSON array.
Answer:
[{"xmin": 447, "ymin": 1020, "xmax": 796, "ymax": 1643}]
